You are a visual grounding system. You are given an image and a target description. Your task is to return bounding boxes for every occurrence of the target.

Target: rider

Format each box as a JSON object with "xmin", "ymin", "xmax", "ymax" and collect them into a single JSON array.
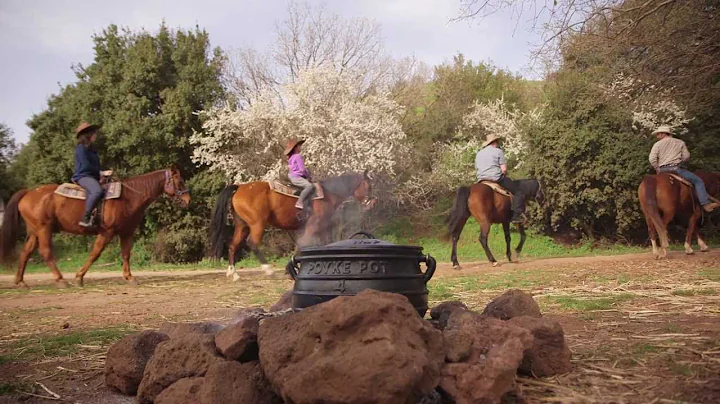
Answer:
[
  {"xmin": 285, "ymin": 138, "xmax": 314, "ymax": 216},
  {"xmin": 72, "ymin": 122, "xmax": 111, "ymax": 227},
  {"xmin": 649, "ymin": 125, "xmax": 719, "ymax": 212},
  {"xmin": 475, "ymin": 133, "xmax": 526, "ymax": 223}
]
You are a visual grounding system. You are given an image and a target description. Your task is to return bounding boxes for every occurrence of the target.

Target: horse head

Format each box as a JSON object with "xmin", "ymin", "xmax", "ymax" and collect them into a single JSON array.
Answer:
[
  {"xmin": 164, "ymin": 167, "xmax": 191, "ymax": 208},
  {"xmin": 534, "ymin": 179, "xmax": 546, "ymax": 206},
  {"xmin": 355, "ymin": 170, "xmax": 377, "ymax": 211}
]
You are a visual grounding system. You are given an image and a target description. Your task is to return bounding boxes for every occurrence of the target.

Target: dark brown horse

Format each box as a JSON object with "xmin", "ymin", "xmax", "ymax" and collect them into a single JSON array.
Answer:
[
  {"xmin": 210, "ymin": 171, "xmax": 375, "ymax": 280},
  {"xmin": 448, "ymin": 179, "xmax": 544, "ymax": 269},
  {"xmin": 638, "ymin": 171, "xmax": 719, "ymax": 259},
  {"xmin": 0, "ymin": 169, "xmax": 190, "ymax": 287}
]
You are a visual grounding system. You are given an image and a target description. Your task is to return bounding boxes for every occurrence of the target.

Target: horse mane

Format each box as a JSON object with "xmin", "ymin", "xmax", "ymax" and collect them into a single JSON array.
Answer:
[
  {"xmin": 121, "ymin": 170, "xmax": 167, "ymax": 197},
  {"xmin": 321, "ymin": 173, "xmax": 363, "ymax": 198}
]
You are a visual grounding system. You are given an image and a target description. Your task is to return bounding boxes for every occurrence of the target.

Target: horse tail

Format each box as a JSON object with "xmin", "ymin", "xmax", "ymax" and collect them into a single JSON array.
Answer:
[
  {"xmin": 0, "ymin": 189, "xmax": 29, "ymax": 264},
  {"xmin": 640, "ymin": 175, "xmax": 669, "ymax": 248},
  {"xmin": 448, "ymin": 186, "xmax": 471, "ymax": 238},
  {"xmin": 209, "ymin": 185, "xmax": 239, "ymax": 260}
]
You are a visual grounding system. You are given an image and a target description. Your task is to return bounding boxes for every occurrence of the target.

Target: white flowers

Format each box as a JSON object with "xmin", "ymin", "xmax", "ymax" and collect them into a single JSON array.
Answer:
[{"xmin": 190, "ymin": 67, "xmax": 407, "ymax": 183}]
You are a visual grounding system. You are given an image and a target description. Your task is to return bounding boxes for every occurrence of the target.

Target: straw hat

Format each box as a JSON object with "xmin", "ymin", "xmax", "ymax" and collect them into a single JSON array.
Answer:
[
  {"xmin": 75, "ymin": 122, "xmax": 100, "ymax": 138},
  {"xmin": 651, "ymin": 125, "xmax": 673, "ymax": 136},
  {"xmin": 283, "ymin": 138, "xmax": 306, "ymax": 156},
  {"xmin": 482, "ymin": 133, "xmax": 504, "ymax": 148}
]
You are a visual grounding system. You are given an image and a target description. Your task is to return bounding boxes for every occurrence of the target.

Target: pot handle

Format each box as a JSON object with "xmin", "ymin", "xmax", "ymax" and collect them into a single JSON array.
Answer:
[
  {"xmin": 420, "ymin": 254, "xmax": 436, "ymax": 283},
  {"xmin": 285, "ymin": 257, "xmax": 299, "ymax": 280},
  {"xmin": 349, "ymin": 231, "xmax": 378, "ymax": 239}
]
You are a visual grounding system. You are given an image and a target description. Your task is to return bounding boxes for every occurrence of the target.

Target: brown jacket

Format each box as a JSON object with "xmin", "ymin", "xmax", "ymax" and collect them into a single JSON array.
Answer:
[{"xmin": 649, "ymin": 136, "xmax": 690, "ymax": 170}]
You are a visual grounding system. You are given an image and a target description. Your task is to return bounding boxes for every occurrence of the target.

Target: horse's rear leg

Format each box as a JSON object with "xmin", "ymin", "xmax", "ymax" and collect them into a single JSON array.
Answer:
[
  {"xmin": 227, "ymin": 224, "xmax": 250, "ymax": 281},
  {"xmin": 119, "ymin": 234, "xmax": 137, "ymax": 285},
  {"xmin": 698, "ymin": 232, "xmax": 710, "ymax": 252},
  {"xmin": 502, "ymin": 222, "xmax": 514, "ymax": 263},
  {"xmin": 35, "ymin": 228, "xmax": 68, "ymax": 287},
  {"xmin": 243, "ymin": 224, "xmax": 270, "ymax": 280},
  {"xmin": 684, "ymin": 210, "xmax": 703, "ymax": 255},
  {"xmin": 515, "ymin": 223, "xmax": 527, "ymax": 261},
  {"xmin": 450, "ymin": 216, "xmax": 469, "ymax": 270},
  {"xmin": 14, "ymin": 235, "xmax": 38, "ymax": 288},
  {"xmin": 478, "ymin": 221, "xmax": 498, "ymax": 266},
  {"xmin": 75, "ymin": 233, "xmax": 113, "ymax": 287}
]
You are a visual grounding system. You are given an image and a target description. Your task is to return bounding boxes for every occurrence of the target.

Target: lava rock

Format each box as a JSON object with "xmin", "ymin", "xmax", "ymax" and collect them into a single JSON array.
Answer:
[
  {"xmin": 508, "ymin": 316, "xmax": 572, "ymax": 377},
  {"xmin": 159, "ymin": 322, "xmax": 224, "ymax": 339},
  {"xmin": 214, "ymin": 316, "xmax": 260, "ymax": 362},
  {"xmin": 200, "ymin": 360, "xmax": 281, "ymax": 404},
  {"xmin": 269, "ymin": 291, "xmax": 293, "ymax": 311},
  {"xmin": 104, "ymin": 330, "xmax": 169, "ymax": 395},
  {"xmin": 155, "ymin": 377, "xmax": 204, "ymax": 404},
  {"xmin": 440, "ymin": 311, "xmax": 534, "ymax": 404},
  {"xmin": 482, "ymin": 289, "xmax": 542, "ymax": 320},
  {"xmin": 430, "ymin": 301, "xmax": 469, "ymax": 330},
  {"xmin": 259, "ymin": 289, "xmax": 444, "ymax": 404},
  {"xmin": 230, "ymin": 307, "xmax": 266, "ymax": 324},
  {"xmin": 136, "ymin": 333, "xmax": 224, "ymax": 404}
]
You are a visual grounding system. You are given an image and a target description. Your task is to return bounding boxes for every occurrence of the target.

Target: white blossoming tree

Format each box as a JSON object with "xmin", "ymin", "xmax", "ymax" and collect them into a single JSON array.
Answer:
[{"xmin": 190, "ymin": 66, "xmax": 407, "ymax": 184}]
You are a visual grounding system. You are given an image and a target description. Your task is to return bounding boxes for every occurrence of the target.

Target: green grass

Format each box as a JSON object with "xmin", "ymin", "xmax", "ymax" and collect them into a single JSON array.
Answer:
[
  {"xmin": 672, "ymin": 288, "xmax": 717, "ymax": 297},
  {"xmin": 544, "ymin": 293, "xmax": 636, "ymax": 312},
  {"xmin": 634, "ymin": 343, "xmax": 659, "ymax": 356},
  {"xmin": 0, "ymin": 381, "xmax": 31, "ymax": 396},
  {"xmin": 698, "ymin": 267, "xmax": 720, "ymax": 281},
  {"xmin": 6, "ymin": 327, "xmax": 135, "ymax": 360}
]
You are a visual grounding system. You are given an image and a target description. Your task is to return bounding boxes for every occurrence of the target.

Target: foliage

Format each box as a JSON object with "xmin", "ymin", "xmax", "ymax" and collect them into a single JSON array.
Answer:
[
  {"xmin": 191, "ymin": 66, "xmax": 407, "ymax": 183},
  {"xmin": 0, "ymin": 123, "xmax": 19, "ymax": 201},
  {"xmin": 23, "ymin": 24, "xmax": 224, "ymax": 186}
]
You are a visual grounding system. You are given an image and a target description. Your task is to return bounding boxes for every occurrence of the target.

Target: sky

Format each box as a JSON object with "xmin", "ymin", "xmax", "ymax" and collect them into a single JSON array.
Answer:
[{"xmin": 0, "ymin": 0, "xmax": 541, "ymax": 144}]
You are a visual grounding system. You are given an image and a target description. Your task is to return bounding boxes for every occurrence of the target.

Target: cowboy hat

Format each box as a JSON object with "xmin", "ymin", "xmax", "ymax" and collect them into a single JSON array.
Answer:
[
  {"xmin": 283, "ymin": 138, "xmax": 306, "ymax": 156},
  {"xmin": 482, "ymin": 133, "xmax": 504, "ymax": 148},
  {"xmin": 75, "ymin": 122, "xmax": 100, "ymax": 138},
  {"xmin": 651, "ymin": 125, "xmax": 673, "ymax": 136}
]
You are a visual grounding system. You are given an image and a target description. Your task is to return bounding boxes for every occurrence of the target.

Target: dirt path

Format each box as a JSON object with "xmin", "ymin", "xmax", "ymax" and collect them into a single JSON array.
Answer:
[{"xmin": 0, "ymin": 249, "xmax": 718, "ymax": 403}]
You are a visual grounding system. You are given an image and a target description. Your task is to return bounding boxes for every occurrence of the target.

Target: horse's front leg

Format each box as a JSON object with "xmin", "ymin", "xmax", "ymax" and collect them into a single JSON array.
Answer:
[
  {"xmin": 502, "ymin": 221, "xmax": 514, "ymax": 262},
  {"xmin": 684, "ymin": 209, "xmax": 702, "ymax": 255},
  {"xmin": 119, "ymin": 233, "xmax": 138, "ymax": 285},
  {"xmin": 75, "ymin": 232, "xmax": 114, "ymax": 287},
  {"xmin": 478, "ymin": 221, "xmax": 498, "ymax": 266},
  {"xmin": 515, "ymin": 223, "xmax": 527, "ymax": 260}
]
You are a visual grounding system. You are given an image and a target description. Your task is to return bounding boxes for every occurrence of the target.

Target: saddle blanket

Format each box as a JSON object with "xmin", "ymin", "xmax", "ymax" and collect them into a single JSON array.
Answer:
[
  {"xmin": 667, "ymin": 173, "xmax": 693, "ymax": 188},
  {"xmin": 54, "ymin": 182, "xmax": 122, "ymax": 200},
  {"xmin": 269, "ymin": 180, "xmax": 324, "ymax": 200},
  {"xmin": 479, "ymin": 181, "xmax": 513, "ymax": 198}
]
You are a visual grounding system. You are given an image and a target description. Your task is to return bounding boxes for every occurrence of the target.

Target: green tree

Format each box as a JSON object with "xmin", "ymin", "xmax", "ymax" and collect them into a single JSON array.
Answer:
[{"xmin": 0, "ymin": 123, "xmax": 19, "ymax": 201}]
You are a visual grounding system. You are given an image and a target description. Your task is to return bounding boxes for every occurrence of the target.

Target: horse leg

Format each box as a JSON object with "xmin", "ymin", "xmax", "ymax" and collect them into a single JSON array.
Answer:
[
  {"xmin": 502, "ymin": 221, "xmax": 513, "ymax": 262},
  {"xmin": 645, "ymin": 217, "xmax": 659, "ymax": 259},
  {"xmin": 74, "ymin": 233, "xmax": 113, "ymax": 287},
  {"xmin": 227, "ymin": 223, "xmax": 250, "ymax": 279},
  {"xmin": 684, "ymin": 212, "xmax": 701, "ymax": 255},
  {"xmin": 697, "ymin": 231, "xmax": 710, "ymax": 252},
  {"xmin": 659, "ymin": 210, "xmax": 674, "ymax": 259},
  {"xmin": 36, "ymin": 229, "xmax": 67, "ymax": 288},
  {"xmin": 242, "ymin": 224, "xmax": 269, "ymax": 281},
  {"xmin": 515, "ymin": 223, "xmax": 527, "ymax": 261},
  {"xmin": 14, "ymin": 235, "xmax": 38, "ymax": 288},
  {"xmin": 478, "ymin": 221, "xmax": 498, "ymax": 266},
  {"xmin": 451, "ymin": 216, "xmax": 469, "ymax": 270},
  {"xmin": 119, "ymin": 234, "xmax": 138, "ymax": 285}
]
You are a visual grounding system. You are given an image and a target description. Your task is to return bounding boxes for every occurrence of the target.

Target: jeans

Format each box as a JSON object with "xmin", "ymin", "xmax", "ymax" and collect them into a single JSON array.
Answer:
[
  {"xmin": 76, "ymin": 176, "xmax": 104, "ymax": 217},
  {"xmin": 659, "ymin": 167, "xmax": 711, "ymax": 205},
  {"xmin": 497, "ymin": 176, "xmax": 526, "ymax": 215},
  {"xmin": 289, "ymin": 175, "xmax": 314, "ymax": 209}
]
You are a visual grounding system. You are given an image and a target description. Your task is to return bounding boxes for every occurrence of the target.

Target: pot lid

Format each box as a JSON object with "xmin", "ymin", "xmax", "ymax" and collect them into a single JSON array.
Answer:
[{"xmin": 299, "ymin": 231, "xmax": 422, "ymax": 253}]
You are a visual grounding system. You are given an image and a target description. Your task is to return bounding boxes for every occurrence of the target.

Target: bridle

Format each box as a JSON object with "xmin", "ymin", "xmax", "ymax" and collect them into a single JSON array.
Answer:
[{"xmin": 164, "ymin": 170, "xmax": 189, "ymax": 202}]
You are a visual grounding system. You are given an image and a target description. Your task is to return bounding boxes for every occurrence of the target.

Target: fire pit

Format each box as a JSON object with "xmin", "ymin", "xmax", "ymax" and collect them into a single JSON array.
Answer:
[{"xmin": 286, "ymin": 232, "xmax": 436, "ymax": 316}]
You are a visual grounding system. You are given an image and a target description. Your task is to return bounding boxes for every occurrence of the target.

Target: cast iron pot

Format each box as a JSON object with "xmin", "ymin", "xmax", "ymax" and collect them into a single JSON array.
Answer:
[{"xmin": 286, "ymin": 232, "xmax": 436, "ymax": 317}]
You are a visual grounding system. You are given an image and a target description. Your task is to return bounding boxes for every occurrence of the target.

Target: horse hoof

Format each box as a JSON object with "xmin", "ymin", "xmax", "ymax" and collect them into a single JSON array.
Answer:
[
  {"xmin": 452, "ymin": 264, "xmax": 462, "ymax": 271},
  {"xmin": 261, "ymin": 264, "xmax": 274, "ymax": 276},
  {"xmin": 232, "ymin": 272, "xmax": 241, "ymax": 282},
  {"xmin": 56, "ymin": 279, "xmax": 70, "ymax": 289},
  {"xmin": 74, "ymin": 278, "xmax": 84, "ymax": 287},
  {"xmin": 685, "ymin": 249, "xmax": 694, "ymax": 255},
  {"xmin": 126, "ymin": 278, "xmax": 139, "ymax": 286},
  {"xmin": 491, "ymin": 262, "xmax": 499, "ymax": 267},
  {"xmin": 226, "ymin": 266, "xmax": 235, "ymax": 277},
  {"xmin": 16, "ymin": 281, "xmax": 29, "ymax": 289},
  {"xmin": 700, "ymin": 247, "xmax": 710, "ymax": 253}
]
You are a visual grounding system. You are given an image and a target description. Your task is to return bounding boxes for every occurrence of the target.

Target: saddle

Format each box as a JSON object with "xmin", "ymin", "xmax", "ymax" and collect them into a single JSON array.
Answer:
[
  {"xmin": 479, "ymin": 180, "xmax": 513, "ymax": 198},
  {"xmin": 54, "ymin": 182, "xmax": 123, "ymax": 200},
  {"xmin": 268, "ymin": 179, "xmax": 324, "ymax": 209},
  {"xmin": 666, "ymin": 173, "xmax": 693, "ymax": 188}
]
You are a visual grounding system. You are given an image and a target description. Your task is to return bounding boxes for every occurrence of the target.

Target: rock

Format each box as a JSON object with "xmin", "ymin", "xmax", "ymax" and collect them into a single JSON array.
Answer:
[
  {"xmin": 155, "ymin": 377, "xmax": 204, "ymax": 404},
  {"xmin": 231, "ymin": 307, "xmax": 266, "ymax": 324},
  {"xmin": 430, "ymin": 301, "xmax": 469, "ymax": 330},
  {"xmin": 136, "ymin": 333, "xmax": 224, "ymax": 404},
  {"xmin": 159, "ymin": 322, "xmax": 224, "ymax": 339},
  {"xmin": 200, "ymin": 361, "xmax": 281, "ymax": 404},
  {"xmin": 214, "ymin": 316, "xmax": 259, "ymax": 362},
  {"xmin": 104, "ymin": 330, "xmax": 169, "ymax": 395},
  {"xmin": 482, "ymin": 289, "xmax": 542, "ymax": 320},
  {"xmin": 259, "ymin": 289, "xmax": 444, "ymax": 404},
  {"xmin": 440, "ymin": 311, "xmax": 534, "ymax": 404},
  {"xmin": 416, "ymin": 389, "xmax": 443, "ymax": 404},
  {"xmin": 269, "ymin": 291, "xmax": 293, "ymax": 311},
  {"xmin": 501, "ymin": 388, "xmax": 527, "ymax": 404},
  {"xmin": 508, "ymin": 316, "xmax": 572, "ymax": 377}
]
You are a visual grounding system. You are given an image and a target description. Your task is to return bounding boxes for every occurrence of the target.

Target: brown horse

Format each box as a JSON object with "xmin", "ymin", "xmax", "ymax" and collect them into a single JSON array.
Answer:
[
  {"xmin": 448, "ymin": 179, "xmax": 544, "ymax": 269},
  {"xmin": 210, "ymin": 171, "xmax": 375, "ymax": 280},
  {"xmin": 638, "ymin": 171, "xmax": 719, "ymax": 259},
  {"xmin": 0, "ymin": 169, "xmax": 190, "ymax": 287}
]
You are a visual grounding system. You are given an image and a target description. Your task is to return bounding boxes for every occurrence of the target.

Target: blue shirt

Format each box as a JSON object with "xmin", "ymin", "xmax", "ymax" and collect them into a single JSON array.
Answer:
[
  {"xmin": 72, "ymin": 144, "xmax": 101, "ymax": 182},
  {"xmin": 475, "ymin": 146, "xmax": 506, "ymax": 181}
]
